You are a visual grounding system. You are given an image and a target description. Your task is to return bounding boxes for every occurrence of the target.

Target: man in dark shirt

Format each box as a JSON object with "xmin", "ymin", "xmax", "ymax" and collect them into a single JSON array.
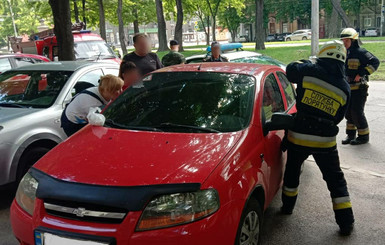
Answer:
[
  {"xmin": 123, "ymin": 33, "xmax": 163, "ymax": 76},
  {"xmin": 161, "ymin": 40, "xmax": 185, "ymax": 67}
]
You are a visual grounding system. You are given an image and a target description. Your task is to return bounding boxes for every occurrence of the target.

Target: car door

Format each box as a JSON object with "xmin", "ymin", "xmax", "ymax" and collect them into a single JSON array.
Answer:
[
  {"xmin": 72, "ymin": 68, "xmax": 104, "ymax": 96},
  {"xmin": 293, "ymin": 31, "xmax": 301, "ymax": 41},
  {"xmin": 275, "ymin": 71, "xmax": 296, "ymax": 114},
  {"xmin": 261, "ymin": 72, "xmax": 287, "ymax": 202},
  {"xmin": 10, "ymin": 57, "xmax": 35, "ymax": 69}
]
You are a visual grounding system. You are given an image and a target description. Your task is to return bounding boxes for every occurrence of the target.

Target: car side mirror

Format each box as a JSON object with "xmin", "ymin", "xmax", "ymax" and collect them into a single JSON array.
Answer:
[{"xmin": 264, "ymin": 113, "xmax": 294, "ymax": 136}]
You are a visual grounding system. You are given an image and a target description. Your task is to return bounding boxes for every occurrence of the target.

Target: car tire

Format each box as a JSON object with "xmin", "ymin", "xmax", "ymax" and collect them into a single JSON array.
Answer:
[
  {"xmin": 235, "ymin": 198, "xmax": 263, "ymax": 245},
  {"xmin": 286, "ymin": 38, "xmax": 291, "ymax": 42},
  {"xmin": 16, "ymin": 146, "xmax": 51, "ymax": 181},
  {"xmin": 302, "ymin": 36, "xmax": 307, "ymax": 40}
]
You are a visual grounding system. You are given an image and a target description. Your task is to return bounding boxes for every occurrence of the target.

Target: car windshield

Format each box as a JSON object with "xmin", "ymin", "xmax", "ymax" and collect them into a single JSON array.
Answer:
[
  {"xmin": 0, "ymin": 70, "xmax": 73, "ymax": 108},
  {"xmin": 103, "ymin": 72, "xmax": 256, "ymax": 133},
  {"xmin": 231, "ymin": 55, "xmax": 285, "ymax": 67},
  {"xmin": 74, "ymin": 41, "xmax": 116, "ymax": 60}
]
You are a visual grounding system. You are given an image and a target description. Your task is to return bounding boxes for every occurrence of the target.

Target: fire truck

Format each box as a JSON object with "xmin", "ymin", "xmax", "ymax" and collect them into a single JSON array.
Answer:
[{"xmin": 9, "ymin": 24, "xmax": 121, "ymax": 64}]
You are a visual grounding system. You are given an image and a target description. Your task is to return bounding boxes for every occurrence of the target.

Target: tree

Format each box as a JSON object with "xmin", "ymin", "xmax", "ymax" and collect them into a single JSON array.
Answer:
[
  {"xmin": 341, "ymin": 0, "xmax": 370, "ymax": 29},
  {"xmin": 82, "ymin": 0, "xmax": 87, "ymax": 29},
  {"xmin": 255, "ymin": 0, "xmax": 265, "ymax": 50},
  {"xmin": 49, "ymin": 0, "xmax": 75, "ymax": 60},
  {"xmin": 331, "ymin": 0, "xmax": 352, "ymax": 27},
  {"xmin": 73, "ymin": 0, "xmax": 80, "ymax": 23},
  {"xmin": 219, "ymin": 6, "xmax": 242, "ymax": 43},
  {"xmin": 174, "ymin": 0, "xmax": 184, "ymax": 51},
  {"xmin": 206, "ymin": 0, "xmax": 222, "ymax": 41},
  {"xmin": 155, "ymin": 0, "xmax": 169, "ymax": 51},
  {"xmin": 117, "ymin": 0, "xmax": 127, "ymax": 55},
  {"xmin": 97, "ymin": 0, "xmax": 106, "ymax": 40}
]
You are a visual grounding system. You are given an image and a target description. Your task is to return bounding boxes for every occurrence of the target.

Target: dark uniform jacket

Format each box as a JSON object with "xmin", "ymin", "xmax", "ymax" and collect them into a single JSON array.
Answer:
[
  {"xmin": 286, "ymin": 59, "xmax": 351, "ymax": 152},
  {"xmin": 203, "ymin": 55, "xmax": 229, "ymax": 62},
  {"xmin": 345, "ymin": 42, "xmax": 379, "ymax": 90}
]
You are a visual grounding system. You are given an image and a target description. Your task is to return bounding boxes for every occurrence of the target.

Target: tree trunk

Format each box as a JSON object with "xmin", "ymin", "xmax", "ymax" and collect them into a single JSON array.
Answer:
[
  {"xmin": 331, "ymin": 0, "xmax": 352, "ymax": 27},
  {"xmin": 73, "ymin": 0, "xmax": 80, "ymax": 23},
  {"xmin": 97, "ymin": 0, "xmax": 106, "ymax": 40},
  {"xmin": 117, "ymin": 0, "xmax": 127, "ymax": 55},
  {"xmin": 207, "ymin": 16, "xmax": 210, "ymax": 45},
  {"xmin": 212, "ymin": 16, "xmax": 216, "ymax": 41},
  {"xmin": 327, "ymin": 6, "xmax": 339, "ymax": 38},
  {"xmin": 82, "ymin": 0, "xmax": 86, "ymax": 29},
  {"xmin": 49, "ymin": 0, "xmax": 75, "ymax": 61},
  {"xmin": 174, "ymin": 0, "xmax": 184, "ymax": 51},
  {"xmin": 133, "ymin": 8, "xmax": 140, "ymax": 34},
  {"xmin": 355, "ymin": 0, "xmax": 361, "ymax": 29},
  {"xmin": 255, "ymin": 0, "xmax": 265, "ymax": 50},
  {"xmin": 155, "ymin": 0, "xmax": 169, "ymax": 51}
]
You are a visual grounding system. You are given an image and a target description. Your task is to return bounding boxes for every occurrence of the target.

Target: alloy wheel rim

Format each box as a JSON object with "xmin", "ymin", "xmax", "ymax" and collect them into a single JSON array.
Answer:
[{"xmin": 240, "ymin": 211, "xmax": 259, "ymax": 245}]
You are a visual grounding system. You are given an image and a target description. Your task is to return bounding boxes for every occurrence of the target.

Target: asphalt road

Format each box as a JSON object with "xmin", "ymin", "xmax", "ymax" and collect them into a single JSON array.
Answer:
[{"xmin": 1, "ymin": 82, "xmax": 385, "ymax": 245}]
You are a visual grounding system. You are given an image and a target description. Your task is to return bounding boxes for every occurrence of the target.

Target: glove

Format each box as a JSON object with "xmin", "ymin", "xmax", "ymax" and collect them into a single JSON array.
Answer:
[{"xmin": 87, "ymin": 107, "xmax": 105, "ymax": 126}]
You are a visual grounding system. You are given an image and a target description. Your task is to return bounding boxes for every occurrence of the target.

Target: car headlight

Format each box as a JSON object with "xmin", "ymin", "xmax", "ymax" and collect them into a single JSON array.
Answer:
[
  {"xmin": 136, "ymin": 189, "xmax": 219, "ymax": 231},
  {"xmin": 15, "ymin": 173, "xmax": 38, "ymax": 216}
]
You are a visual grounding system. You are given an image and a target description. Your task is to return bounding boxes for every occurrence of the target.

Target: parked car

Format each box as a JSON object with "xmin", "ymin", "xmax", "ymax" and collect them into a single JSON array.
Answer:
[
  {"xmin": 277, "ymin": 32, "xmax": 292, "ymax": 42},
  {"xmin": 0, "ymin": 61, "xmax": 119, "ymax": 188},
  {"xmin": 11, "ymin": 62, "xmax": 297, "ymax": 245},
  {"xmin": 229, "ymin": 35, "xmax": 249, "ymax": 43},
  {"xmin": 0, "ymin": 53, "xmax": 50, "ymax": 74},
  {"xmin": 364, "ymin": 28, "xmax": 379, "ymax": 37},
  {"xmin": 285, "ymin": 29, "xmax": 312, "ymax": 41},
  {"xmin": 186, "ymin": 44, "xmax": 286, "ymax": 70},
  {"xmin": 266, "ymin": 34, "xmax": 278, "ymax": 42}
]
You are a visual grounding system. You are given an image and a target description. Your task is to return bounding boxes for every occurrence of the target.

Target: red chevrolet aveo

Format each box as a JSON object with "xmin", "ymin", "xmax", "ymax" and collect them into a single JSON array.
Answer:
[{"xmin": 11, "ymin": 63, "xmax": 296, "ymax": 245}]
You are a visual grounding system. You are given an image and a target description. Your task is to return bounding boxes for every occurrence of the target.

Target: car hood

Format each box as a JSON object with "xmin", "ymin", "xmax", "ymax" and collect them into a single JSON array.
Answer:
[
  {"xmin": 0, "ymin": 107, "xmax": 41, "ymax": 123},
  {"xmin": 34, "ymin": 126, "xmax": 244, "ymax": 186}
]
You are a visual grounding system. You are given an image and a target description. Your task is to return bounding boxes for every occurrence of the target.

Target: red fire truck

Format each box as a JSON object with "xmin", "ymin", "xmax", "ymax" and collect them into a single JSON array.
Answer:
[{"xmin": 9, "ymin": 25, "xmax": 121, "ymax": 64}]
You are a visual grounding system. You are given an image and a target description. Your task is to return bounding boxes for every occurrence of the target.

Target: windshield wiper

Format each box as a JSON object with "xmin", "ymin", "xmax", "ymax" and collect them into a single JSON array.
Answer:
[
  {"xmin": 104, "ymin": 119, "xmax": 163, "ymax": 132},
  {"xmin": 0, "ymin": 103, "xmax": 26, "ymax": 108},
  {"xmin": 158, "ymin": 122, "xmax": 220, "ymax": 133}
]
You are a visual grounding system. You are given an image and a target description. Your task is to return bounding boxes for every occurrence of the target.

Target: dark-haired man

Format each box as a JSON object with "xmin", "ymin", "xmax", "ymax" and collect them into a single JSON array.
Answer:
[
  {"xmin": 123, "ymin": 33, "xmax": 163, "ymax": 76},
  {"xmin": 162, "ymin": 40, "xmax": 185, "ymax": 67}
]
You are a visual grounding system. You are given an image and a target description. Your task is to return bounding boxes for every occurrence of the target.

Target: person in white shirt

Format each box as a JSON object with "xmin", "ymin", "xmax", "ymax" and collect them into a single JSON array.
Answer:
[{"xmin": 61, "ymin": 74, "xmax": 124, "ymax": 136}]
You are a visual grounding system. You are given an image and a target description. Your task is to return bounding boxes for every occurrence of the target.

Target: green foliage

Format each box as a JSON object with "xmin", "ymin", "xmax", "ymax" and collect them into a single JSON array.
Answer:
[
  {"xmin": 218, "ymin": 6, "xmax": 242, "ymax": 37},
  {"xmin": 104, "ymin": 0, "xmax": 156, "ymax": 26}
]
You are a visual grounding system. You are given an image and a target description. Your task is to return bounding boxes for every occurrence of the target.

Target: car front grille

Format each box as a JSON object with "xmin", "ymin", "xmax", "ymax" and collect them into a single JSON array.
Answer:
[{"xmin": 44, "ymin": 199, "xmax": 127, "ymax": 224}]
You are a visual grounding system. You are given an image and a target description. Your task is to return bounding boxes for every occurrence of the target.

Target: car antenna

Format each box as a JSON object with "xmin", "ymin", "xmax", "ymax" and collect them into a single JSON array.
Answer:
[{"xmin": 197, "ymin": 63, "xmax": 203, "ymax": 71}]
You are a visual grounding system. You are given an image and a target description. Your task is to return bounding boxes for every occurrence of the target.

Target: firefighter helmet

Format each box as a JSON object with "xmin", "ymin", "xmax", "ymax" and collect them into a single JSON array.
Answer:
[
  {"xmin": 318, "ymin": 40, "xmax": 347, "ymax": 63},
  {"xmin": 340, "ymin": 28, "xmax": 359, "ymax": 40}
]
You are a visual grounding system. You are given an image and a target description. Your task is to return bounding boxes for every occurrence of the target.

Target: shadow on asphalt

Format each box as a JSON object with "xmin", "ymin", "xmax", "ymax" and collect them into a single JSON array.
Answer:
[{"xmin": 0, "ymin": 188, "xmax": 16, "ymax": 211}]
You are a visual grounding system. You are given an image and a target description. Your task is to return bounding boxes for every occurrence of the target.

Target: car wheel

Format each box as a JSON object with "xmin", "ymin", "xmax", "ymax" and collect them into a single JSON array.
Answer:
[
  {"xmin": 286, "ymin": 37, "xmax": 291, "ymax": 42},
  {"xmin": 235, "ymin": 198, "xmax": 263, "ymax": 245},
  {"xmin": 302, "ymin": 36, "xmax": 307, "ymax": 40},
  {"xmin": 17, "ymin": 146, "xmax": 51, "ymax": 181}
]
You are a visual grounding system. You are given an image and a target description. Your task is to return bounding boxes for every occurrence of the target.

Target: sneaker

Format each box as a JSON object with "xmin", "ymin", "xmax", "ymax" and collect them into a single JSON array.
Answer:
[
  {"xmin": 342, "ymin": 136, "xmax": 355, "ymax": 145},
  {"xmin": 339, "ymin": 223, "xmax": 354, "ymax": 236},
  {"xmin": 350, "ymin": 136, "xmax": 369, "ymax": 145}
]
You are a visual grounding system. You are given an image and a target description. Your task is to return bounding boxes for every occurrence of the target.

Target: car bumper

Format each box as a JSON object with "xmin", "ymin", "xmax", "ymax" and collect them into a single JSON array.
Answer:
[{"xmin": 11, "ymin": 198, "xmax": 244, "ymax": 245}]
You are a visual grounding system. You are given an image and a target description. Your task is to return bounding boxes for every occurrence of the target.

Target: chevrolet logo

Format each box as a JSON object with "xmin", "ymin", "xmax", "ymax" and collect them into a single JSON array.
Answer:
[{"xmin": 72, "ymin": 207, "xmax": 87, "ymax": 217}]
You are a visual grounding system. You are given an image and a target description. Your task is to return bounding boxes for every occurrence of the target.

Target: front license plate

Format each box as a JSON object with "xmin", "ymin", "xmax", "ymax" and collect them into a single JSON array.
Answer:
[{"xmin": 35, "ymin": 231, "xmax": 109, "ymax": 245}]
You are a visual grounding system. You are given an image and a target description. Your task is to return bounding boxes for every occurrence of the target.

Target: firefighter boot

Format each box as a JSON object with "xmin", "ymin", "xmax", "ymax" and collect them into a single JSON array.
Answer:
[
  {"xmin": 281, "ymin": 192, "xmax": 298, "ymax": 215},
  {"xmin": 342, "ymin": 135, "xmax": 355, "ymax": 145},
  {"xmin": 335, "ymin": 208, "xmax": 355, "ymax": 236},
  {"xmin": 350, "ymin": 134, "xmax": 369, "ymax": 145}
]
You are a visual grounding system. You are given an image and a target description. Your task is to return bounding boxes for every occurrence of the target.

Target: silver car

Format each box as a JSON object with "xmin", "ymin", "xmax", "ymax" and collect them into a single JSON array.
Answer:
[
  {"xmin": 0, "ymin": 61, "xmax": 119, "ymax": 187},
  {"xmin": 285, "ymin": 29, "xmax": 312, "ymax": 41}
]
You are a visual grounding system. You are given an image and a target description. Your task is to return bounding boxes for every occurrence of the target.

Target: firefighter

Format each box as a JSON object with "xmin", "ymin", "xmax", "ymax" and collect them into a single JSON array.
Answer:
[
  {"xmin": 281, "ymin": 40, "xmax": 355, "ymax": 236},
  {"xmin": 203, "ymin": 42, "xmax": 228, "ymax": 62},
  {"xmin": 340, "ymin": 28, "xmax": 379, "ymax": 145}
]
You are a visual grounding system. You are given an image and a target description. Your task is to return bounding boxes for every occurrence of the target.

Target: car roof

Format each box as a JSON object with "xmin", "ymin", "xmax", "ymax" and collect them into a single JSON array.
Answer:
[
  {"xmin": 10, "ymin": 61, "xmax": 118, "ymax": 72},
  {"xmin": 223, "ymin": 51, "xmax": 262, "ymax": 60},
  {"xmin": 153, "ymin": 63, "xmax": 278, "ymax": 76}
]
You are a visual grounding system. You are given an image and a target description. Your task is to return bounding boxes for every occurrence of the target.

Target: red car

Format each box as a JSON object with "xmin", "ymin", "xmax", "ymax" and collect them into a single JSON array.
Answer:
[
  {"xmin": 11, "ymin": 63, "xmax": 296, "ymax": 245},
  {"xmin": 0, "ymin": 53, "xmax": 50, "ymax": 74}
]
